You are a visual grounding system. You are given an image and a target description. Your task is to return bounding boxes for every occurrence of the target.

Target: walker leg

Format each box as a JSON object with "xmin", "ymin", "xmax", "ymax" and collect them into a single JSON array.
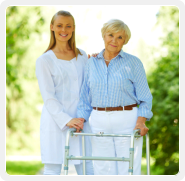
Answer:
[
  {"xmin": 129, "ymin": 130, "xmax": 137, "ymax": 175},
  {"xmin": 82, "ymin": 133, "xmax": 86, "ymax": 175},
  {"xmin": 146, "ymin": 133, "xmax": 150, "ymax": 175},
  {"xmin": 129, "ymin": 129, "xmax": 141, "ymax": 175},
  {"xmin": 64, "ymin": 145, "xmax": 69, "ymax": 175},
  {"xmin": 64, "ymin": 128, "xmax": 76, "ymax": 175},
  {"xmin": 129, "ymin": 147, "xmax": 134, "ymax": 175}
]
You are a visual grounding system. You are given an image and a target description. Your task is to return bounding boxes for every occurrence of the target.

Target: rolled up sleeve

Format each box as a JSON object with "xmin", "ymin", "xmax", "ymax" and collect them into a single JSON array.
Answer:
[{"xmin": 133, "ymin": 61, "xmax": 153, "ymax": 121}]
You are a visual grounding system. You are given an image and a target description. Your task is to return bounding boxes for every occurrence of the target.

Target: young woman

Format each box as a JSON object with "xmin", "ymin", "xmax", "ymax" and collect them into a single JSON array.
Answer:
[{"xmin": 35, "ymin": 10, "xmax": 94, "ymax": 175}]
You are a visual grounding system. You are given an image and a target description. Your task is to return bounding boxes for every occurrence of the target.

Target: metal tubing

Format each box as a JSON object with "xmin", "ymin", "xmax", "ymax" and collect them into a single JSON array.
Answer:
[
  {"xmin": 129, "ymin": 129, "xmax": 139, "ymax": 175},
  {"xmin": 64, "ymin": 128, "xmax": 76, "ymax": 175},
  {"xmin": 82, "ymin": 131, "xmax": 86, "ymax": 175},
  {"xmin": 66, "ymin": 156, "xmax": 130, "ymax": 162},
  {"xmin": 64, "ymin": 128, "xmax": 149, "ymax": 175},
  {"xmin": 130, "ymin": 129, "xmax": 140, "ymax": 148},
  {"xmin": 129, "ymin": 129, "xmax": 141, "ymax": 175},
  {"xmin": 72, "ymin": 132, "xmax": 141, "ymax": 138},
  {"xmin": 146, "ymin": 133, "xmax": 150, "ymax": 175}
]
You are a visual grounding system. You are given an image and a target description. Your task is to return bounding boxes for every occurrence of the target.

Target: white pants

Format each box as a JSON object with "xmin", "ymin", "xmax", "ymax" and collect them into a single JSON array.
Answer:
[
  {"xmin": 89, "ymin": 108, "xmax": 143, "ymax": 175},
  {"xmin": 43, "ymin": 161, "xmax": 94, "ymax": 175}
]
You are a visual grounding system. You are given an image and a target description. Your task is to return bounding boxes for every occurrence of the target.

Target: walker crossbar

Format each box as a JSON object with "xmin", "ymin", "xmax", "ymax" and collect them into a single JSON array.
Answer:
[
  {"xmin": 64, "ymin": 128, "xmax": 150, "ymax": 175},
  {"xmin": 71, "ymin": 132, "xmax": 141, "ymax": 137},
  {"xmin": 66, "ymin": 156, "xmax": 130, "ymax": 161}
]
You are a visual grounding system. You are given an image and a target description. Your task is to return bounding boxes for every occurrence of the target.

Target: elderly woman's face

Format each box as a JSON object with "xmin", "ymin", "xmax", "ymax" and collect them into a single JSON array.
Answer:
[{"xmin": 104, "ymin": 31, "xmax": 125, "ymax": 53}]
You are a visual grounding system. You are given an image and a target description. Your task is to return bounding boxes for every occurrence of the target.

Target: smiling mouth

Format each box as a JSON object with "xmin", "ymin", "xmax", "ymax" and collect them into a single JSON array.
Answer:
[
  {"xmin": 110, "ymin": 44, "xmax": 117, "ymax": 47},
  {"xmin": 60, "ymin": 34, "xmax": 68, "ymax": 37}
]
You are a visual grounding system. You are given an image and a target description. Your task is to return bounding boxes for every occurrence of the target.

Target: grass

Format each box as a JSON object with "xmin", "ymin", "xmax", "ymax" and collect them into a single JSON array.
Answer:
[
  {"xmin": 6, "ymin": 157, "xmax": 160, "ymax": 175},
  {"xmin": 6, "ymin": 161, "xmax": 44, "ymax": 175}
]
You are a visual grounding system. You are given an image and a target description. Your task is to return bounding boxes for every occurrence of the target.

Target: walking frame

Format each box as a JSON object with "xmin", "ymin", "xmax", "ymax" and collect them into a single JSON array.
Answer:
[{"xmin": 64, "ymin": 128, "xmax": 150, "ymax": 175}]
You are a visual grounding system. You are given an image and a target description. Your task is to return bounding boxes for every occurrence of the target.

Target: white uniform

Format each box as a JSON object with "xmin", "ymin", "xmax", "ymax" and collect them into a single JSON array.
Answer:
[{"xmin": 36, "ymin": 49, "xmax": 92, "ymax": 165}]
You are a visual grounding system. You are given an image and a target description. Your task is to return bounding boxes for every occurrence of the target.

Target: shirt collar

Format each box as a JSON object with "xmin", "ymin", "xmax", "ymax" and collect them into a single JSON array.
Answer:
[{"xmin": 97, "ymin": 49, "xmax": 124, "ymax": 59}]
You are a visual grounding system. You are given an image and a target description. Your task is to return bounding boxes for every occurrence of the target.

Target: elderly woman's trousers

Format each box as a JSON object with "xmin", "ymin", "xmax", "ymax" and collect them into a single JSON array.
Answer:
[{"xmin": 89, "ymin": 107, "xmax": 143, "ymax": 175}]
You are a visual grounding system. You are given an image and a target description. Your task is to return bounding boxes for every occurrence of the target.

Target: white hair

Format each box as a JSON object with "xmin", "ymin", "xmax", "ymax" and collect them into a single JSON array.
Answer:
[{"xmin": 101, "ymin": 19, "xmax": 131, "ymax": 45}]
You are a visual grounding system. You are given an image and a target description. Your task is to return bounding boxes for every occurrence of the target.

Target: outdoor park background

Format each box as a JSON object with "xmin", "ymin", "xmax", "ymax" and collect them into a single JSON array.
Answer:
[{"xmin": 6, "ymin": 5, "xmax": 179, "ymax": 175}]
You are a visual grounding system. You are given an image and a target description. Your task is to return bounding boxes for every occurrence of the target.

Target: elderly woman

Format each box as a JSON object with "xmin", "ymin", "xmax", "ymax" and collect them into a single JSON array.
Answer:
[{"xmin": 77, "ymin": 19, "xmax": 153, "ymax": 175}]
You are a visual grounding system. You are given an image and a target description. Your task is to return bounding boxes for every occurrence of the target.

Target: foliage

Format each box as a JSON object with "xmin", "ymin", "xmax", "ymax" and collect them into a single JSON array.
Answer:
[
  {"xmin": 6, "ymin": 6, "xmax": 56, "ymax": 155},
  {"xmin": 145, "ymin": 6, "xmax": 179, "ymax": 175},
  {"xmin": 6, "ymin": 6, "xmax": 47, "ymax": 129},
  {"xmin": 6, "ymin": 161, "xmax": 44, "ymax": 175},
  {"xmin": 6, "ymin": 6, "xmax": 179, "ymax": 175},
  {"xmin": 141, "ymin": 158, "xmax": 161, "ymax": 175}
]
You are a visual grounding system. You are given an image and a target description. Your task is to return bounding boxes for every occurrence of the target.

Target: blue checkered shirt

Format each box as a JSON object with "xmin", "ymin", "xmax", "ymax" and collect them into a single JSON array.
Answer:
[{"xmin": 77, "ymin": 49, "xmax": 153, "ymax": 121}]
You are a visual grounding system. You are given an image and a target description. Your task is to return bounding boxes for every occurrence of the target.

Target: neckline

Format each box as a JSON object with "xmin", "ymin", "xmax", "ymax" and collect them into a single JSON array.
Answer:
[
  {"xmin": 49, "ymin": 50, "xmax": 76, "ymax": 62},
  {"xmin": 97, "ymin": 49, "xmax": 124, "ymax": 60}
]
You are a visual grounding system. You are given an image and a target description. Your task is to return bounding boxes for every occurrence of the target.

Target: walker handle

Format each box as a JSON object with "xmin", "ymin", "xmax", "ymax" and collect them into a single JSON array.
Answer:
[{"xmin": 135, "ymin": 129, "xmax": 141, "ymax": 136}]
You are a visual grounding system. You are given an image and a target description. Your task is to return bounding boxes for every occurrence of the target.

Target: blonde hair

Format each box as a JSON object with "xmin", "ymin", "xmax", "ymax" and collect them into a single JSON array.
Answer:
[
  {"xmin": 101, "ymin": 19, "xmax": 131, "ymax": 45},
  {"xmin": 44, "ymin": 10, "xmax": 82, "ymax": 59}
]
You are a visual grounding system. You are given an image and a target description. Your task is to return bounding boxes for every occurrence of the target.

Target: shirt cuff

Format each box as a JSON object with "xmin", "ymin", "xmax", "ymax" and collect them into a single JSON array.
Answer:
[
  {"xmin": 60, "ymin": 116, "xmax": 73, "ymax": 131},
  {"xmin": 138, "ymin": 108, "xmax": 153, "ymax": 121},
  {"xmin": 77, "ymin": 112, "xmax": 90, "ymax": 123}
]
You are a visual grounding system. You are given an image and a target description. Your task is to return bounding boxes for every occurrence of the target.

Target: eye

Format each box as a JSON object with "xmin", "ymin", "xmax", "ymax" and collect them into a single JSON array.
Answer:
[
  {"xmin": 57, "ymin": 25, "xmax": 62, "ymax": 27},
  {"xmin": 67, "ymin": 26, "xmax": 71, "ymax": 28},
  {"xmin": 118, "ymin": 36, "xmax": 122, "ymax": 39},
  {"xmin": 109, "ymin": 34, "xmax": 113, "ymax": 37}
]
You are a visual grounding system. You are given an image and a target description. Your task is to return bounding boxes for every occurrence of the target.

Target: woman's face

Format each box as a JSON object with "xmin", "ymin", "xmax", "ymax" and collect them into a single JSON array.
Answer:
[
  {"xmin": 51, "ymin": 15, "xmax": 74, "ymax": 43},
  {"xmin": 104, "ymin": 30, "xmax": 125, "ymax": 53}
]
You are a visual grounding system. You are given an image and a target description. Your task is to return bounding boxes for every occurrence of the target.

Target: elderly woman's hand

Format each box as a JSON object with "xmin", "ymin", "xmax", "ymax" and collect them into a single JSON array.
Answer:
[
  {"xmin": 66, "ymin": 118, "xmax": 84, "ymax": 132},
  {"xmin": 133, "ymin": 117, "xmax": 149, "ymax": 136}
]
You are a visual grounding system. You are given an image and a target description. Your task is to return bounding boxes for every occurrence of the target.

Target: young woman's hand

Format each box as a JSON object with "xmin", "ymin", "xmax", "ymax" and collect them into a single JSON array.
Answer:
[
  {"xmin": 88, "ymin": 53, "xmax": 99, "ymax": 59},
  {"xmin": 66, "ymin": 118, "xmax": 84, "ymax": 132}
]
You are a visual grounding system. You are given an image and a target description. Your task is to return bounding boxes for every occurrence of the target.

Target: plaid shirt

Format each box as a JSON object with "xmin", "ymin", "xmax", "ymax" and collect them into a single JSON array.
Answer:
[{"xmin": 77, "ymin": 49, "xmax": 153, "ymax": 121}]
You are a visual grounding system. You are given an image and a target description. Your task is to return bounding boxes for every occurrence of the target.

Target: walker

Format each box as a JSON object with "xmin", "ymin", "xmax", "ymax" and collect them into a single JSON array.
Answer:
[{"xmin": 64, "ymin": 128, "xmax": 150, "ymax": 175}]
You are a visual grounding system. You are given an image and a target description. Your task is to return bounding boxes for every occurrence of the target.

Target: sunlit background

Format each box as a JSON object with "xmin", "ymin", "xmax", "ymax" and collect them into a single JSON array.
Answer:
[
  {"xmin": 42, "ymin": 5, "xmax": 162, "ymax": 73},
  {"xmin": 6, "ymin": 5, "xmax": 179, "ymax": 175}
]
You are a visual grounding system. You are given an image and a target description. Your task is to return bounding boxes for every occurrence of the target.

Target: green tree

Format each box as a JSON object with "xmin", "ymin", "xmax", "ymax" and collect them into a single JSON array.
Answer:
[
  {"xmin": 6, "ymin": 6, "xmax": 45, "ymax": 129},
  {"xmin": 146, "ymin": 6, "xmax": 179, "ymax": 175},
  {"xmin": 6, "ymin": 6, "xmax": 55, "ymax": 155}
]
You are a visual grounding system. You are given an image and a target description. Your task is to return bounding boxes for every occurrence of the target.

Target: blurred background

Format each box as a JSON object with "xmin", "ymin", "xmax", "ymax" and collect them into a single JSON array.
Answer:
[{"xmin": 6, "ymin": 5, "xmax": 179, "ymax": 175}]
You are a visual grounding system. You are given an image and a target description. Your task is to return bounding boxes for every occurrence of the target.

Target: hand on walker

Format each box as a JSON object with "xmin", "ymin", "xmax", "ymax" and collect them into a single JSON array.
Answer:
[
  {"xmin": 66, "ymin": 118, "xmax": 84, "ymax": 132},
  {"xmin": 133, "ymin": 116, "xmax": 149, "ymax": 136},
  {"xmin": 88, "ymin": 53, "xmax": 99, "ymax": 59}
]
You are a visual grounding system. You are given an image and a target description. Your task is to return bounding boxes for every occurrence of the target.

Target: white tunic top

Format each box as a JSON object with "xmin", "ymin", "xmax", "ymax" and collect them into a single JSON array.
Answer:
[{"xmin": 36, "ymin": 49, "xmax": 92, "ymax": 164}]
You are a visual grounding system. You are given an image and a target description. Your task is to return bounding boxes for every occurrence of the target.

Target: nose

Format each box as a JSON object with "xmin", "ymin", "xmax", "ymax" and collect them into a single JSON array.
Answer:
[
  {"xmin": 112, "ymin": 37, "xmax": 116, "ymax": 43},
  {"xmin": 61, "ymin": 27, "xmax": 66, "ymax": 32}
]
